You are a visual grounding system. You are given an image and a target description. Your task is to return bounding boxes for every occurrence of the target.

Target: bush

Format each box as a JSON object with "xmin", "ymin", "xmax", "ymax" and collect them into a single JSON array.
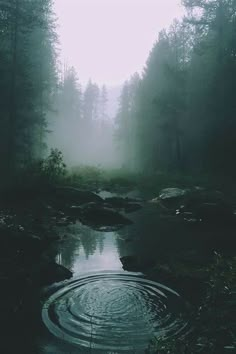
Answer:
[
  {"xmin": 40, "ymin": 149, "xmax": 67, "ymax": 184},
  {"xmin": 148, "ymin": 253, "xmax": 236, "ymax": 354},
  {"xmin": 16, "ymin": 149, "xmax": 67, "ymax": 189}
]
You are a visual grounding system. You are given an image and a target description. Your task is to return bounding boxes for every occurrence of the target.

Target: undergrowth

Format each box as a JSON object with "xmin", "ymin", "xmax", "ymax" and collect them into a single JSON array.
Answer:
[{"xmin": 147, "ymin": 253, "xmax": 236, "ymax": 354}]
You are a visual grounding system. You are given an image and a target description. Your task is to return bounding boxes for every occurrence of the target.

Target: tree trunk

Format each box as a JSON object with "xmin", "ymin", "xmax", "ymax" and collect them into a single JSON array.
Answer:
[{"xmin": 8, "ymin": 0, "xmax": 19, "ymax": 179}]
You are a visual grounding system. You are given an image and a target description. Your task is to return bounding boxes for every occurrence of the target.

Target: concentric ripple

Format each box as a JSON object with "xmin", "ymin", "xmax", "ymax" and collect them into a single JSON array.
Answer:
[{"xmin": 42, "ymin": 272, "xmax": 188, "ymax": 352}]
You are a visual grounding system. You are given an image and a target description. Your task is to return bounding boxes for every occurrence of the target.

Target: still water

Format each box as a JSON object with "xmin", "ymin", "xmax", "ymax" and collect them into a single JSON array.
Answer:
[
  {"xmin": 39, "ymin": 200, "xmax": 192, "ymax": 354},
  {"xmin": 3, "ymin": 194, "xmax": 203, "ymax": 354}
]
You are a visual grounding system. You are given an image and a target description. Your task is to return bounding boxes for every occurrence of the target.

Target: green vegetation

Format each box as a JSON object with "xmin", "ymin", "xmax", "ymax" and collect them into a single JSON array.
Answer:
[
  {"xmin": 116, "ymin": 0, "xmax": 236, "ymax": 177},
  {"xmin": 4, "ymin": 148, "xmax": 67, "ymax": 195},
  {"xmin": 1, "ymin": 1, "xmax": 236, "ymax": 186},
  {"xmin": 66, "ymin": 164, "xmax": 236, "ymax": 198},
  {"xmin": 38, "ymin": 148, "xmax": 67, "ymax": 184},
  {"xmin": 148, "ymin": 253, "xmax": 236, "ymax": 354},
  {"xmin": 0, "ymin": 0, "xmax": 57, "ymax": 185},
  {"xmin": 0, "ymin": 1, "xmax": 235, "ymax": 352},
  {"xmin": 68, "ymin": 165, "xmax": 138, "ymax": 192}
]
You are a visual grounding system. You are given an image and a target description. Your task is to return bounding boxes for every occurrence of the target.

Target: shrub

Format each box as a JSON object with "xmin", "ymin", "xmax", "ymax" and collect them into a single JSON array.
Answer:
[{"xmin": 41, "ymin": 149, "xmax": 67, "ymax": 184}]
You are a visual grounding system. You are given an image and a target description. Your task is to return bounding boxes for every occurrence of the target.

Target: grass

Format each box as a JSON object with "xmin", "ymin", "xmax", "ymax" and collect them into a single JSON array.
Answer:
[
  {"xmin": 4, "ymin": 146, "xmax": 235, "ymax": 199},
  {"xmin": 65, "ymin": 164, "xmax": 219, "ymax": 198},
  {"xmin": 147, "ymin": 253, "xmax": 236, "ymax": 354}
]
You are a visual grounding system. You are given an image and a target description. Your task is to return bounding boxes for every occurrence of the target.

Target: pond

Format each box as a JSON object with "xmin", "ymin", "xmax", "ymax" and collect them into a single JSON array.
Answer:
[
  {"xmin": 38, "ymin": 194, "xmax": 195, "ymax": 354},
  {"xmin": 3, "ymin": 189, "xmax": 232, "ymax": 354}
]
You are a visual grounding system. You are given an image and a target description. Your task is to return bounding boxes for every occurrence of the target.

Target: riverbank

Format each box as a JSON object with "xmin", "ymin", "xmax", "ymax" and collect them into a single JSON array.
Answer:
[{"xmin": 0, "ymin": 167, "xmax": 235, "ymax": 353}]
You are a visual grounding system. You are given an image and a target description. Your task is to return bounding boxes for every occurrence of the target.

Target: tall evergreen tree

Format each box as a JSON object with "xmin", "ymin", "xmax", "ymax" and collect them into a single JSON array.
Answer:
[{"xmin": 0, "ymin": 0, "xmax": 57, "ymax": 182}]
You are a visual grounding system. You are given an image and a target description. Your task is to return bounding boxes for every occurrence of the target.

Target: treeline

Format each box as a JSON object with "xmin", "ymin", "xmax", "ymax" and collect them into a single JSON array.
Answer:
[
  {"xmin": 0, "ymin": 0, "xmax": 57, "ymax": 184},
  {"xmin": 0, "ymin": 0, "xmax": 115, "ymax": 185},
  {"xmin": 49, "ymin": 67, "xmax": 115, "ymax": 166},
  {"xmin": 116, "ymin": 0, "xmax": 236, "ymax": 176}
]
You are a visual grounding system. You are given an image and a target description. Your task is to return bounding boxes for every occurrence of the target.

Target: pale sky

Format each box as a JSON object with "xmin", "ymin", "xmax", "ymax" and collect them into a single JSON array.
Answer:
[{"xmin": 54, "ymin": 0, "xmax": 184, "ymax": 86}]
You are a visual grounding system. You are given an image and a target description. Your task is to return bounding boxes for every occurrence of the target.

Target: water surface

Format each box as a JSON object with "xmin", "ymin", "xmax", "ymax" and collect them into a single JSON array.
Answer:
[{"xmin": 40, "ymin": 200, "xmax": 191, "ymax": 354}]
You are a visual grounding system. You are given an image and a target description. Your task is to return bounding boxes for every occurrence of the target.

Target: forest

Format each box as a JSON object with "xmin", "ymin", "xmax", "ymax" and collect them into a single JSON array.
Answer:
[
  {"xmin": 0, "ymin": 1, "xmax": 236, "ymax": 354},
  {"xmin": 117, "ymin": 0, "xmax": 236, "ymax": 176},
  {"xmin": 1, "ymin": 1, "xmax": 236, "ymax": 182}
]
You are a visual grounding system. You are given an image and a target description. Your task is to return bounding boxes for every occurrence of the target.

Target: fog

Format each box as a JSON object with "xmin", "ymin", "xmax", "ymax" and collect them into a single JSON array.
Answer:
[
  {"xmin": 47, "ymin": 0, "xmax": 184, "ymax": 169},
  {"xmin": 47, "ymin": 78, "xmax": 121, "ymax": 168},
  {"xmin": 54, "ymin": 0, "xmax": 184, "ymax": 86},
  {"xmin": 45, "ymin": 0, "xmax": 236, "ymax": 177},
  {"xmin": 0, "ymin": 1, "xmax": 235, "ymax": 353}
]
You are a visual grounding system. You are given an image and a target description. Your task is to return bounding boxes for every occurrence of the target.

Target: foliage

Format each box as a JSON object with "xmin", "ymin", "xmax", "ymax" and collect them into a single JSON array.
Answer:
[
  {"xmin": 67, "ymin": 166, "xmax": 137, "ymax": 192},
  {"xmin": 0, "ymin": 0, "xmax": 57, "ymax": 182},
  {"xmin": 40, "ymin": 148, "xmax": 67, "ymax": 183},
  {"xmin": 65, "ymin": 165, "xmax": 217, "ymax": 197},
  {"xmin": 116, "ymin": 0, "xmax": 236, "ymax": 176},
  {"xmin": 148, "ymin": 253, "xmax": 236, "ymax": 354},
  {"xmin": 15, "ymin": 149, "xmax": 67, "ymax": 190},
  {"xmin": 69, "ymin": 165, "xmax": 103, "ymax": 190}
]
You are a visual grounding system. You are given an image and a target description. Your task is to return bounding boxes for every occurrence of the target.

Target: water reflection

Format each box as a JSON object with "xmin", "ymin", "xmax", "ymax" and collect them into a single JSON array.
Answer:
[
  {"xmin": 42, "ymin": 200, "xmax": 211, "ymax": 354},
  {"xmin": 4, "ymin": 192, "xmax": 229, "ymax": 354},
  {"xmin": 56, "ymin": 222, "xmax": 123, "ymax": 275},
  {"xmin": 54, "ymin": 203, "xmax": 203, "ymax": 282}
]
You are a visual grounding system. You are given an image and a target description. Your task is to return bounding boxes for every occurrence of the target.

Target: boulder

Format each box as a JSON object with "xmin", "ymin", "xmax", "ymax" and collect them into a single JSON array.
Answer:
[
  {"xmin": 104, "ymin": 196, "xmax": 128, "ymax": 208},
  {"xmin": 120, "ymin": 255, "xmax": 155, "ymax": 272},
  {"xmin": 66, "ymin": 205, "xmax": 82, "ymax": 217},
  {"xmin": 35, "ymin": 262, "xmax": 72, "ymax": 286},
  {"xmin": 152, "ymin": 187, "xmax": 231, "ymax": 218},
  {"xmin": 79, "ymin": 203, "xmax": 133, "ymax": 229},
  {"xmin": 50, "ymin": 187, "xmax": 104, "ymax": 207},
  {"xmin": 156, "ymin": 187, "xmax": 188, "ymax": 209},
  {"xmin": 104, "ymin": 196, "xmax": 142, "ymax": 213},
  {"xmin": 184, "ymin": 189, "xmax": 225, "ymax": 209},
  {"xmin": 159, "ymin": 188, "xmax": 188, "ymax": 200},
  {"xmin": 177, "ymin": 190, "xmax": 234, "ymax": 224},
  {"xmin": 124, "ymin": 203, "xmax": 142, "ymax": 213}
]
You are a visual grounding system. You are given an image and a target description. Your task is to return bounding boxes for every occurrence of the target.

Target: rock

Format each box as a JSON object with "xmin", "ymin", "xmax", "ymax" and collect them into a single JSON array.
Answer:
[
  {"xmin": 149, "ymin": 197, "xmax": 159, "ymax": 204},
  {"xmin": 79, "ymin": 203, "xmax": 133, "ymax": 229},
  {"xmin": 156, "ymin": 187, "xmax": 188, "ymax": 209},
  {"xmin": 104, "ymin": 196, "xmax": 138, "ymax": 207},
  {"xmin": 36, "ymin": 262, "xmax": 72, "ymax": 286},
  {"xmin": 104, "ymin": 197, "xmax": 142, "ymax": 213},
  {"xmin": 124, "ymin": 203, "xmax": 142, "ymax": 213},
  {"xmin": 66, "ymin": 205, "xmax": 82, "ymax": 217},
  {"xmin": 185, "ymin": 189, "xmax": 225, "ymax": 209},
  {"xmin": 177, "ymin": 192, "xmax": 234, "ymax": 224},
  {"xmin": 159, "ymin": 188, "xmax": 188, "ymax": 200},
  {"xmin": 51, "ymin": 187, "xmax": 104, "ymax": 207},
  {"xmin": 120, "ymin": 256, "xmax": 155, "ymax": 272},
  {"xmin": 152, "ymin": 187, "xmax": 231, "ymax": 219},
  {"xmin": 104, "ymin": 197, "xmax": 128, "ymax": 208}
]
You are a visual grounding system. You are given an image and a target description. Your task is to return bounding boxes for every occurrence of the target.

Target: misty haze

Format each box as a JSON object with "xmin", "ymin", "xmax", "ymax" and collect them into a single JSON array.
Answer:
[{"xmin": 0, "ymin": 1, "xmax": 236, "ymax": 354}]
